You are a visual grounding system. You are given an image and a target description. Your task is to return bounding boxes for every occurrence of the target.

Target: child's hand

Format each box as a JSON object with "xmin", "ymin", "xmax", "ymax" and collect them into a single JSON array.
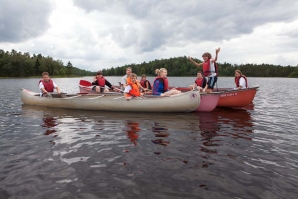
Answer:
[{"xmin": 216, "ymin": 47, "xmax": 220, "ymax": 53}]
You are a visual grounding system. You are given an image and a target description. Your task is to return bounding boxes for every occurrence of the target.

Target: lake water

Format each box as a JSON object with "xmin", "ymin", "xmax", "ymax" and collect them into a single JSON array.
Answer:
[{"xmin": 0, "ymin": 76, "xmax": 298, "ymax": 199}]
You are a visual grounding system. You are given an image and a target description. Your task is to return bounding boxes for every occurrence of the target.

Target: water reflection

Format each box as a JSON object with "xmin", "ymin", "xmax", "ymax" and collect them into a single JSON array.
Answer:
[
  {"xmin": 18, "ymin": 104, "xmax": 259, "ymax": 198},
  {"xmin": 193, "ymin": 108, "xmax": 254, "ymax": 158},
  {"xmin": 42, "ymin": 117, "xmax": 59, "ymax": 135},
  {"xmin": 151, "ymin": 122, "xmax": 170, "ymax": 147},
  {"xmin": 21, "ymin": 105, "xmax": 254, "ymax": 151},
  {"xmin": 123, "ymin": 121, "xmax": 140, "ymax": 146}
]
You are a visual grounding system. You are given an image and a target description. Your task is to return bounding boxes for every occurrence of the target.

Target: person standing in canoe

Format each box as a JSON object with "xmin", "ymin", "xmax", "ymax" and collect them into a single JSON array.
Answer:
[
  {"xmin": 234, "ymin": 70, "xmax": 248, "ymax": 90},
  {"xmin": 92, "ymin": 71, "xmax": 114, "ymax": 92},
  {"xmin": 39, "ymin": 72, "xmax": 61, "ymax": 97},
  {"xmin": 188, "ymin": 47, "xmax": 220, "ymax": 93},
  {"xmin": 189, "ymin": 71, "xmax": 207, "ymax": 92},
  {"xmin": 140, "ymin": 74, "xmax": 152, "ymax": 91},
  {"xmin": 152, "ymin": 68, "xmax": 181, "ymax": 97},
  {"xmin": 123, "ymin": 73, "xmax": 144, "ymax": 100},
  {"xmin": 120, "ymin": 67, "xmax": 132, "ymax": 90}
]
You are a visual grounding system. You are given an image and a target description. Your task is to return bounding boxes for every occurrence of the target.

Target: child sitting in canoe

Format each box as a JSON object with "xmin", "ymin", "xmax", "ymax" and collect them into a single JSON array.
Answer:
[
  {"xmin": 123, "ymin": 73, "xmax": 144, "ymax": 100},
  {"xmin": 92, "ymin": 71, "xmax": 114, "ymax": 92},
  {"xmin": 189, "ymin": 71, "xmax": 207, "ymax": 92},
  {"xmin": 140, "ymin": 74, "xmax": 152, "ymax": 92},
  {"xmin": 152, "ymin": 68, "xmax": 181, "ymax": 97},
  {"xmin": 39, "ymin": 72, "xmax": 61, "ymax": 97},
  {"xmin": 234, "ymin": 70, "xmax": 248, "ymax": 90}
]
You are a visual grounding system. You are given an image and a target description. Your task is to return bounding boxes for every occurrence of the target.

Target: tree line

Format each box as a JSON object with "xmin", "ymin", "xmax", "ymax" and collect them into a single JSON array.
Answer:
[
  {"xmin": 0, "ymin": 49, "xmax": 94, "ymax": 77},
  {"xmin": 102, "ymin": 56, "xmax": 298, "ymax": 78},
  {"xmin": 1, "ymin": 50, "xmax": 297, "ymax": 78}
]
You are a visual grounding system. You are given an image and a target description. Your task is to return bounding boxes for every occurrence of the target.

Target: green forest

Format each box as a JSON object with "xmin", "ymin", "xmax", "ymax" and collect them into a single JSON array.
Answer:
[
  {"xmin": 0, "ymin": 49, "xmax": 94, "ymax": 77},
  {"xmin": 1, "ymin": 49, "xmax": 298, "ymax": 78},
  {"xmin": 102, "ymin": 56, "xmax": 298, "ymax": 78}
]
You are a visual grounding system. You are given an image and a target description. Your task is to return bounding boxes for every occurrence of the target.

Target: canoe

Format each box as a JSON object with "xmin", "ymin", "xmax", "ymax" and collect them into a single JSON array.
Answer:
[
  {"xmin": 196, "ymin": 92, "xmax": 221, "ymax": 112},
  {"xmin": 173, "ymin": 86, "xmax": 259, "ymax": 108},
  {"xmin": 216, "ymin": 87, "xmax": 259, "ymax": 107},
  {"xmin": 21, "ymin": 88, "xmax": 201, "ymax": 113},
  {"xmin": 168, "ymin": 87, "xmax": 221, "ymax": 112},
  {"xmin": 81, "ymin": 85, "xmax": 219, "ymax": 112}
]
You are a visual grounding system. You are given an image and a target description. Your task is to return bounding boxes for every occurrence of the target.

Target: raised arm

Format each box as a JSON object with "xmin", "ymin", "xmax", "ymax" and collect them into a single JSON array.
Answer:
[
  {"xmin": 188, "ymin": 56, "xmax": 203, "ymax": 67},
  {"xmin": 212, "ymin": 47, "xmax": 220, "ymax": 62}
]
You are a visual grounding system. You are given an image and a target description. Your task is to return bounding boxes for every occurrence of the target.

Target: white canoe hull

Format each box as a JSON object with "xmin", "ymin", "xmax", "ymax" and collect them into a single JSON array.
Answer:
[{"xmin": 21, "ymin": 89, "xmax": 200, "ymax": 112}]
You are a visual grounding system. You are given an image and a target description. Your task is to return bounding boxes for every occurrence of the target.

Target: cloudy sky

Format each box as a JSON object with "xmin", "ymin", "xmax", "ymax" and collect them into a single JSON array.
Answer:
[{"xmin": 1, "ymin": 0, "xmax": 298, "ymax": 72}]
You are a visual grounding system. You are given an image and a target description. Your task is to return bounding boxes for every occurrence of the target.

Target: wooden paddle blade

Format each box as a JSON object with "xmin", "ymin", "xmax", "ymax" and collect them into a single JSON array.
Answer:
[{"xmin": 79, "ymin": 80, "xmax": 93, "ymax": 86}]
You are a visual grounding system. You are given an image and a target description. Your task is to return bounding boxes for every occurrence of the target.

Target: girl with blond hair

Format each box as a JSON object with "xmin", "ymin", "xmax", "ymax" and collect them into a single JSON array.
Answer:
[{"xmin": 152, "ymin": 68, "xmax": 181, "ymax": 97}]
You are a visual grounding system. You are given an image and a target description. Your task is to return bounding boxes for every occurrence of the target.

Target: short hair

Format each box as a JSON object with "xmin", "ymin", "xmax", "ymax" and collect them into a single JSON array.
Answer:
[
  {"xmin": 96, "ymin": 71, "xmax": 103, "ymax": 75},
  {"xmin": 42, "ymin": 72, "xmax": 49, "ymax": 77},
  {"xmin": 197, "ymin": 71, "xmax": 203, "ymax": 75},
  {"xmin": 126, "ymin": 67, "xmax": 132, "ymax": 71},
  {"xmin": 141, "ymin": 74, "xmax": 146, "ymax": 78},
  {"xmin": 202, "ymin": 52, "xmax": 211, "ymax": 59},
  {"xmin": 130, "ymin": 73, "xmax": 137, "ymax": 78}
]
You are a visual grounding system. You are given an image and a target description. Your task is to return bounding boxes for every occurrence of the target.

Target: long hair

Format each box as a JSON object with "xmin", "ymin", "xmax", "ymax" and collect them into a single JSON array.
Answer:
[
  {"xmin": 235, "ymin": 70, "xmax": 243, "ymax": 76},
  {"xmin": 155, "ymin": 68, "xmax": 167, "ymax": 77}
]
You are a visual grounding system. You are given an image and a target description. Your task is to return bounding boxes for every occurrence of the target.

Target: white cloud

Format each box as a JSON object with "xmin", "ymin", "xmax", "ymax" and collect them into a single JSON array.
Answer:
[{"xmin": 0, "ymin": 0, "xmax": 298, "ymax": 72}]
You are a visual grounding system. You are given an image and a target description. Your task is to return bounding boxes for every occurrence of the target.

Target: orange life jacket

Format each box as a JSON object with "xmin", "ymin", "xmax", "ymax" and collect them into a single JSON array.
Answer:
[{"xmin": 127, "ymin": 81, "xmax": 141, "ymax": 97}]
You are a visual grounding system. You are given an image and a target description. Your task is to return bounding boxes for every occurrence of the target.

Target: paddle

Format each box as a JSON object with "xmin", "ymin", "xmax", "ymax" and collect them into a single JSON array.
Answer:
[
  {"xmin": 79, "ymin": 80, "xmax": 93, "ymax": 86},
  {"xmin": 112, "ymin": 87, "xmax": 123, "ymax": 93}
]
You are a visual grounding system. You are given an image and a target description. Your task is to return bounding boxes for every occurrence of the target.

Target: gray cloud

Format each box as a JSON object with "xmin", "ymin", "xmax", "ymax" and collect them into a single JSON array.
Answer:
[
  {"xmin": 73, "ymin": 0, "xmax": 298, "ymax": 53},
  {"xmin": 0, "ymin": 0, "xmax": 52, "ymax": 43}
]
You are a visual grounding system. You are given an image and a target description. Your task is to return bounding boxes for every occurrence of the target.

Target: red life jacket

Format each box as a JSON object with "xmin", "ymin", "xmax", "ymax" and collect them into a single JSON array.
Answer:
[
  {"xmin": 96, "ymin": 77, "xmax": 106, "ymax": 87},
  {"xmin": 195, "ymin": 78, "xmax": 204, "ymax": 87},
  {"xmin": 154, "ymin": 77, "xmax": 168, "ymax": 91},
  {"xmin": 39, "ymin": 79, "xmax": 54, "ymax": 92},
  {"xmin": 235, "ymin": 75, "xmax": 248, "ymax": 88},
  {"xmin": 140, "ymin": 79, "xmax": 145, "ymax": 87},
  {"xmin": 127, "ymin": 82, "xmax": 141, "ymax": 97},
  {"xmin": 203, "ymin": 59, "xmax": 218, "ymax": 76},
  {"xmin": 140, "ymin": 79, "xmax": 152, "ymax": 89}
]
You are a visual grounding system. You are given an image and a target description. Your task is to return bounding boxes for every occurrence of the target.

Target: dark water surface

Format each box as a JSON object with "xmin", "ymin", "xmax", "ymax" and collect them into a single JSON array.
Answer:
[{"xmin": 0, "ymin": 77, "xmax": 298, "ymax": 199}]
